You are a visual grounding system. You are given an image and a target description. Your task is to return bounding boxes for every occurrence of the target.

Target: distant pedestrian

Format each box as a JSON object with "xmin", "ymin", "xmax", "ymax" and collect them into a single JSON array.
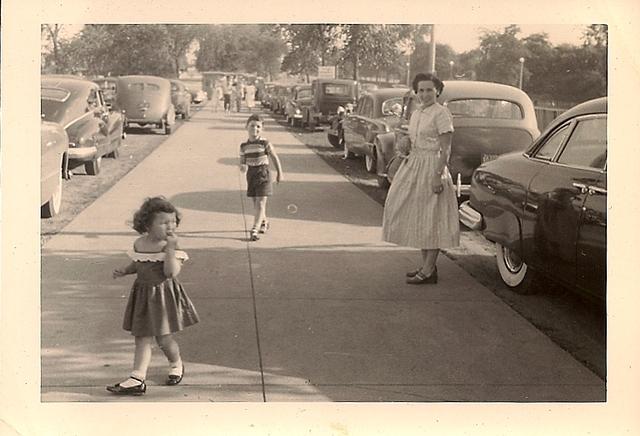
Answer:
[
  {"xmin": 245, "ymin": 83, "xmax": 256, "ymax": 110},
  {"xmin": 222, "ymin": 76, "xmax": 232, "ymax": 114},
  {"xmin": 212, "ymin": 83, "xmax": 223, "ymax": 112},
  {"xmin": 107, "ymin": 196, "xmax": 199, "ymax": 396},
  {"xmin": 239, "ymin": 114, "xmax": 283, "ymax": 241},
  {"xmin": 233, "ymin": 81, "xmax": 244, "ymax": 113},
  {"xmin": 382, "ymin": 73, "xmax": 460, "ymax": 284}
]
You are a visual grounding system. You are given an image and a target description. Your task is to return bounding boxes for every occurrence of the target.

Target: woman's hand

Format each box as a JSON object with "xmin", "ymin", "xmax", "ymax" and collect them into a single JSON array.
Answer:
[{"xmin": 432, "ymin": 174, "xmax": 444, "ymax": 194}]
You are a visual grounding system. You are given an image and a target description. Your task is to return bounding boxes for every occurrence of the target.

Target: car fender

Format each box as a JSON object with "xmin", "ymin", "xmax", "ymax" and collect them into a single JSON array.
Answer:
[{"xmin": 481, "ymin": 205, "xmax": 523, "ymax": 256}]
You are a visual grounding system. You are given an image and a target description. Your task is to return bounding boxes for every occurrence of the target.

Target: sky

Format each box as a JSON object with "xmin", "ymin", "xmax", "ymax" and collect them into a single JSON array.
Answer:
[{"xmin": 57, "ymin": 23, "xmax": 589, "ymax": 54}]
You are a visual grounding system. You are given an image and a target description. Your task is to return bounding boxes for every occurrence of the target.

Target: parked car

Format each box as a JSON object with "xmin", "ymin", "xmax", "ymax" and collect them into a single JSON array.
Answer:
[
  {"xmin": 284, "ymin": 84, "xmax": 312, "ymax": 127},
  {"xmin": 302, "ymin": 79, "xmax": 359, "ymax": 129},
  {"xmin": 187, "ymin": 86, "xmax": 207, "ymax": 105},
  {"xmin": 459, "ymin": 97, "xmax": 607, "ymax": 301},
  {"xmin": 169, "ymin": 79, "xmax": 192, "ymax": 120},
  {"xmin": 376, "ymin": 80, "xmax": 540, "ymax": 192},
  {"xmin": 261, "ymin": 83, "xmax": 276, "ymax": 108},
  {"xmin": 341, "ymin": 87, "xmax": 408, "ymax": 176},
  {"xmin": 41, "ymin": 76, "xmax": 124, "ymax": 175},
  {"xmin": 115, "ymin": 75, "xmax": 176, "ymax": 135},
  {"xmin": 271, "ymin": 84, "xmax": 293, "ymax": 115},
  {"xmin": 41, "ymin": 120, "xmax": 69, "ymax": 218},
  {"xmin": 92, "ymin": 76, "xmax": 118, "ymax": 108}
]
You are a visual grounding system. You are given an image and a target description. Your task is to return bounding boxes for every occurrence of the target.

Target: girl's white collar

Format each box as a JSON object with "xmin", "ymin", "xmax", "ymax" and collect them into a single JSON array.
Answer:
[{"xmin": 127, "ymin": 250, "xmax": 189, "ymax": 262}]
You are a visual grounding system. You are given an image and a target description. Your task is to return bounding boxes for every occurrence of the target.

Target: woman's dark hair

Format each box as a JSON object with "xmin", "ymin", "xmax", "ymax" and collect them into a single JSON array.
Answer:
[
  {"xmin": 133, "ymin": 196, "xmax": 181, "ymax": 234},
  {"xmin": 246, "ymin": 113, "xmax": 264, "ymax": 126},
  {"xmin": 412, "ymin": 73, "xmax": 444, "ymax": 96}
]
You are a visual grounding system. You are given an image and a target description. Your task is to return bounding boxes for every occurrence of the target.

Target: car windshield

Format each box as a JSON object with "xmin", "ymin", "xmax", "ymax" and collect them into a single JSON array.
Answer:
[
  {"xmin": 127, "ymin": 82, "xmax": 161, "ymax": 92},
  {"xmin": 323, "ymin": 84, "xmax": 351, "ymax": 96},
  {"xmin": 446, "ymin": 99, "xmax": 523, "ymax": 119},
  {"xmin": 41, "ymin": 99, "xmax": 67, "ymax": 123},
  {"xmin": 381, "ymin": 97, "xmax": 404, "ymax": 116}
]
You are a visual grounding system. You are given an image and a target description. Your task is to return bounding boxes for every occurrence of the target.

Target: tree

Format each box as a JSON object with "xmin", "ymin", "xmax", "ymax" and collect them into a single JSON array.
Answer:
[
  {"xmin": 164, "ymin": 25, "xmax": 203, "ymax": 77},
  {"xmin": 278, "ymin": 24, "xmax": 342, "ymax": 81},
  {"xmin": 476, "ymin": 25, "xmax": 527, "ymax": 86},
  {"xmin": 41, "ymin": 24, "xmax": 65, "ymax": 73}
]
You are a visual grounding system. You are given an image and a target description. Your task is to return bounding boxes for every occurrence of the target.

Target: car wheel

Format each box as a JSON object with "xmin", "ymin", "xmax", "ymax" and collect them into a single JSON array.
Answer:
[
  {"xmin": 165, "ymin": 122, "xmax": 172, "ymax": 135},
  {"xmin": 365, "ymin": 149, "xmax": 377, "ymax": 173},
  {"xmin": 186, "ymin": 105, "xmax": 191, "ymax": 120},
  {"xmin": 41, "ymin": 162, "xmax": 62, "ymax": 218},
  {"xmin": 495, "ymin": 242, "xmax": 537, "ymax": 294},
  {"xmin": 85, "ymin": 157, "xmax": 102, "ymax": 176}
]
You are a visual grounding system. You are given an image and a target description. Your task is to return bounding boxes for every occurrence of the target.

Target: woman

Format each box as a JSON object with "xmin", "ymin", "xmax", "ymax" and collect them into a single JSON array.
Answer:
[{"xmin": 382, "ymin": 73, "xmax": 460, "ymax": 284}]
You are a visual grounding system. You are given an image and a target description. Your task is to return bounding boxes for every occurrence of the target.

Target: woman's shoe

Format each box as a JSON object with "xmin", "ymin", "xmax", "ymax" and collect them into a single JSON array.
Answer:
[
  {"xmin": 166, "ymin": 364, "xmax": 184, "ymax": 386},
  {"xmin": 406, "ymin": 267, "xmax": 438, "ymax": 285},
  {"xmin": 106, "ymin": 376, "xmax": 146, "ymax": 396},
  {"xmin": 259, "ymin": 220, "xmax": 270, "ymax": 234},
  {"xmin": 406, "ymin": 268, "xmax": 422, "ymax": 278}
]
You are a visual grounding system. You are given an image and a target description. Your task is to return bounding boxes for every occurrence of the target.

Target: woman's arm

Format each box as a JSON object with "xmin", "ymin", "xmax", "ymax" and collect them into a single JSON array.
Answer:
[{"xmin": 431, "ymin": 132, "xmax": 453, "ymax": 193}]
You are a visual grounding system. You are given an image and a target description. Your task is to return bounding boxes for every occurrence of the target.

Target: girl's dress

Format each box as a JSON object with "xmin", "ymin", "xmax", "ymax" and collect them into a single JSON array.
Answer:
[
  {"xmin": 122, "ymin": 250, "xmax": 199, "ymax": 337},
  {"xmin": 382, "ymin": 102, "xmax": 460, "ymax": 249}
]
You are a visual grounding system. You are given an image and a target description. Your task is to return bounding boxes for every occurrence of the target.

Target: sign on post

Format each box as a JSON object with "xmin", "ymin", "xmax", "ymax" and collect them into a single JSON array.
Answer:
[{"xmin": 317, "ymin": 66, "xmax": 336, "ymax": 79}]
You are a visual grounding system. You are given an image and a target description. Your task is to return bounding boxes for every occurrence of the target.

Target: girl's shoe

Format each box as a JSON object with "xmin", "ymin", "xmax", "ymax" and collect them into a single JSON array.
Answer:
[
  {"xmin": 106, "ymin": 376, "xmax": 146, "ymax": 396},
  {"xmin": 259, "ymin": 220, "xmax": 270, "ymax": 234},
  {"xmin": 166, "ymin": 364, "xmax": 184, "ymax": 386},
  {"xmin": 250, "ymin": 228, "xmax": 260, "ymax": 241}
]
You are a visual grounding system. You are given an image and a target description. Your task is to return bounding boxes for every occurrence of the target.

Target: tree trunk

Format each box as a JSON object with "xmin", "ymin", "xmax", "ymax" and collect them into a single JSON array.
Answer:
[{"xmin": 352, "ymin": 53, "xmax": 358, "ymax": 81}]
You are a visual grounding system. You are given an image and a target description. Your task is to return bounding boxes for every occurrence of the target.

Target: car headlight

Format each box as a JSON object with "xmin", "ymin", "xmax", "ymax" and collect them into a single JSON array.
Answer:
[{"xmin": 295, "ymin": 109, "xmax": 301, "ymax": 114}]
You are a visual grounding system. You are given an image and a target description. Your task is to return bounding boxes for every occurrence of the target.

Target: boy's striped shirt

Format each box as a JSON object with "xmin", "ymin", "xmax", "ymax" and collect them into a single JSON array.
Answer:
[{"xmin": 240, "ymin": 138, "xmax": 272, "ymax": 166}]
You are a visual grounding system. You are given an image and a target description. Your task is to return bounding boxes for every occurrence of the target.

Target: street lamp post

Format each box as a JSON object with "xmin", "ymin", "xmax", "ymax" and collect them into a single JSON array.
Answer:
[
  {"xmin": 518, "ymin": 57, "xmax": 525, "ymax": 89},
  {"xmin": 406, "ymin": 59, "xmax": 411, "ymax": 87},
  {"xmin": 449, "ymin": 61, "xmax": 454, "ymax": 80}
]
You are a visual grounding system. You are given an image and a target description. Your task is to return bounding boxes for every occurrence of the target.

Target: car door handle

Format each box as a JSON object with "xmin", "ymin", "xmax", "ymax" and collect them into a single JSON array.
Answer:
[
  {"xmin": 587, "ymin": 185, "xmax": 607, "ymax": 195},
  {"xmin": 572, "ymin": 182, "xmax": 588, "ymax": 194}
]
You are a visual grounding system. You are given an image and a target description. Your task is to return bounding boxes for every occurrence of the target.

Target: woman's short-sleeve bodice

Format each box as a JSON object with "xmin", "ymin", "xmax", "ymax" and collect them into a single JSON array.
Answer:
[{"xmin": 408, "ymin": 103, "xmax": 454, "ymax": 152}]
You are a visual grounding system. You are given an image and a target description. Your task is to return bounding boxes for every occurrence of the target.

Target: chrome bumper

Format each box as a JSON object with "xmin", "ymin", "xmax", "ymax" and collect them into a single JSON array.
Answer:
[
  {"xmin": 458, "ymin": 200, "xmax": 484, "ymax": 230},
  {"xmin": 67, "ymin": 146, "xmax": 97, "ymax": 161}
]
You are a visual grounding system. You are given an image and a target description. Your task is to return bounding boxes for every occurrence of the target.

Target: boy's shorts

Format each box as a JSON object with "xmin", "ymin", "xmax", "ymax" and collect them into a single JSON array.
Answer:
[{"xmin": 246, "ymin": 164, "xmax": 273, "ymax": 197}]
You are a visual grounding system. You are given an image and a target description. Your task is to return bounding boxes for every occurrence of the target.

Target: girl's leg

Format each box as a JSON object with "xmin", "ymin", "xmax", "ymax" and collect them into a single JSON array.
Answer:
[
  {"xmin": 156, "ymin": 334, "xmax": 182, "ymax": 376},
  {"xmin": 114, "ymin": 336, "xmax": 153, "ymax": 387}
]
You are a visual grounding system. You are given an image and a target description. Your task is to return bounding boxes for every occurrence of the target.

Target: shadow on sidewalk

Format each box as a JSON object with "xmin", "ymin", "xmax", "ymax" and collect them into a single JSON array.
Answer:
[{"xmin": 170, "ymin": 183, "xmax": 382, "ymax": 227}]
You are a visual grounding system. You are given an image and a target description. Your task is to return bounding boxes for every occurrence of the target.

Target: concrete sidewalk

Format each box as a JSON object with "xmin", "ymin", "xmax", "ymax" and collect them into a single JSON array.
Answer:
[{"xmin": 41, "ymin": 102, "xmax": 605, "ymax": 402}]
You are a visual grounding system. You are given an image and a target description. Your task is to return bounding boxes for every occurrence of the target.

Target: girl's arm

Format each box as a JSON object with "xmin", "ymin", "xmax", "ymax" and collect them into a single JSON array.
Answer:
[
  {"xmin": 268, "ymin": 146, "xmax": 283, "ymax": 183},
  {"xmin": 113, "ymin": 261, "xmax": 137, "ymax": 279},
  {"xmin": 163, "ymin": 235, "xmax": 182, "ymax": 278}
]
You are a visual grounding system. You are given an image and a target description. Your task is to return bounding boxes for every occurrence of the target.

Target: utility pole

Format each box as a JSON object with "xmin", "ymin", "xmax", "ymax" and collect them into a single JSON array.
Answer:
[{"xmin": 427, "ymin": 25, "xmax": 436, "ymax": 75}]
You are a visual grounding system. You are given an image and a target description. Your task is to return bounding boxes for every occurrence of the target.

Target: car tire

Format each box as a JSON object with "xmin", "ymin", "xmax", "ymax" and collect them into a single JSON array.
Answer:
[
  {"xmin": 165, "ymin": 122, "xmax": 172, "ymax": 135},
  {"xmin": 41, "ymin": 161, "xmax": 63, "ymax": 218},
  {"xmin": 85, "ymin": 157, "xmax": 102, "ymax": 176},
  {"xmin": 365, "ymin": 150, "xmax": 377, "ymax": 173},
  {"xmin": 495, "ymin": 242, "xmax": 537, "ymax": 294}
]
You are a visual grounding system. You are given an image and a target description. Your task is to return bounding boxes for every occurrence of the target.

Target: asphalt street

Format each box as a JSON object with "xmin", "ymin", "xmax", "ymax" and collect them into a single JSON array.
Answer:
[{"xmin": 40, "ymin": 101, "xmax": 605, "ymax": 402}]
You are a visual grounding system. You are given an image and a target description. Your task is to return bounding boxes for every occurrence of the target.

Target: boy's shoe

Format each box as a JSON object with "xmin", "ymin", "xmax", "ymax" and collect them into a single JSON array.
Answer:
[
  {"xmin": 250, "ymin": 228, "xmax": 260, "ymax": 241},
  {"xmin": 259, "ymin": 220, "xmax": 270, "ymax": 234}
]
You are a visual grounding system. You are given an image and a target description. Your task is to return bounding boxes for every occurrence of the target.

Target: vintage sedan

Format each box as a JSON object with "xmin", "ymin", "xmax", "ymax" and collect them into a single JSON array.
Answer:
[
  {"xmin": 169, "ymin": 79, "xmax": 192, "ymax": 119},
  {"xmin": 92, "ymin": 76, "xmax": 118, "ymax": 108},
  {"xmin": 115, "ymin": 75, "xmax": 176, "ymax": 135},
  {"xmin": 342, "ymin": 87, "xmax": 408, "ymax": 176},
  {"xmin": 459, "ymin": 97, "xmax": 607, "ymax": 301},
  {"xmin": 376, "ymin": 80, "xmax": 540, "ymax": 192},
  {"xmin": 302, "ymin": 79, "xmax": 359, "ymax": 129},
  {"xmin": 271, "ymin": 84, "xmax": 293, "ymax": 115},
  {"xmin": 187, "ymin": 86, "xmax": 207, "ymax": 105},
  {"xmin": 41, "ymin": 120, "xmax": 69, "ymax": 218},
  {"xmin": 41, "ymin": 76, "xmax": 124, "ymax": 175},
  {"xmin": 284, "ymin": 84, "xmax": 312, "ymax": 127}
]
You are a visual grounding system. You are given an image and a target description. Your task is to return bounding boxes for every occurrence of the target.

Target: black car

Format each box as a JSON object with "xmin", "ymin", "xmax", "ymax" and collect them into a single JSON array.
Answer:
[{"xmin": 459, "ymin": 97, "xmax": 607, "ymax": 301}]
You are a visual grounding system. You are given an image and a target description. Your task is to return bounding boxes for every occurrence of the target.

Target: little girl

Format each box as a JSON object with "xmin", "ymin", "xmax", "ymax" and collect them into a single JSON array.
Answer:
[
  {"xmin": 239, "ymin": 114, "xmax": 283, "ymax": 241},
  {"xmin": 107, "ymin": 196, "xmax": 199, "ymax": 396}
]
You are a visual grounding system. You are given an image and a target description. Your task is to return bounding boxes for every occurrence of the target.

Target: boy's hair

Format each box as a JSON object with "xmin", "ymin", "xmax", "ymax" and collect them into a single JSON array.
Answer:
[
  {"xmin": 133, "ymin": 196, "xmax": 182, "ymax": 234},
  {"xmin": 245, "ymin": 113, "xmax": 264, "ymax": 127}
]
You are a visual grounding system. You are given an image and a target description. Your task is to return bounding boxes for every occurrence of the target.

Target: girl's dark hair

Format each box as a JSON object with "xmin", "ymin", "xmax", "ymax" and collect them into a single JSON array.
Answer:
[
  {"xmin": 246, "ymin": 113, "xmax": 264, "ymax": 126},
  {"xmin": 412, "ymin": 73, "xmax": 444, "ymax": 96},
  {"xmin": 133, "ymin": 196, "xmax": 181, "ymax": 234}
]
